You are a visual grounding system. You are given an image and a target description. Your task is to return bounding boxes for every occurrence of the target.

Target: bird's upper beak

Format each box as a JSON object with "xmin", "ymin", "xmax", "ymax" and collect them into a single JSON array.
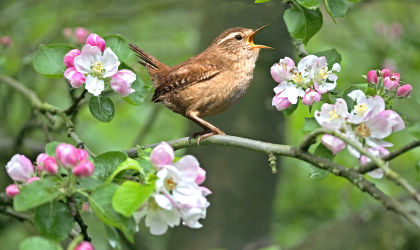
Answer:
[{"xmin": 247, "ymin": 24, "xmax": 273, "ymax": 49}]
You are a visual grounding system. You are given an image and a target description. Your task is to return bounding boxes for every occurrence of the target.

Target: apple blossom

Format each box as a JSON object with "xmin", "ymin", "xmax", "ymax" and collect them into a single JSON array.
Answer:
[
  {"xmin": 63, "ymin": 49, "xmax": 81, "ymax": 67},
  {"xmin": 272, "ymin": 93, "xmax": 292, "ymax": 111},
  {"xmin": 5, "ymin": 184, "xmax": 19, "ymax": 198},
  {"xmin": 56, "ymin": 143, "xmax": 78, "ymax": 167},
  {"xmin": 381, "ymin": 68, "xmax": 392, "ymax": 78},
  {"xmin": 74, "ymin": 27, "xmax": 89, "ymax": 44},
  {"xmin": 110, "ymin": 69, "xmax": 136, "ymax": 97},
  {"xmin": 27, "ymin": 177, "xmax": 40, "ymax": 184},
  {"xmin": 75, "ymin": 241, "xmax": 95, "ymax": 250},
  {"xmin": 36, "ymin": 153, "xmax": 49, "ymax": 172},
  {"xmin": 383, "ymin": 73, "xmax": 400, "ymax": 90},
  {"xmin": 64, "ymin": 67, "xmax": 86, "ymax": 88},
  {"xmin": 195, "ymin": 166, "xmax": 206, "ymax": 185},
  {"xmin": 5, "ymin": 154, "xmax": 34, "ymax": 182},
  {"xmin": 270, "ymin": 57, "xmax": 295, "ymax": 83},
  {"xmin": 76, "ymin": 148, "xmax": 89, "ymax": 162},
  {"xmin": 396, "ymin": 84, "xmax": 412, "ymax": 97},
  {"xmin": 150, "ymin": 142, "xmax": 175, "ymax": 167},
  {"xmin": 302, "ymin": 89, "xmax": 321, "ymax": 106},
  {"xmin": 85, "ymin": 33, "xmax": 106, "ymax": 52},
  {"xmin": 367, "ymin": 70, "xmax": 378, "ymax": 84},
  {"xmin": 360, "ymin": 146, "xmax": 390, "ymax": 179},
  {"xmin": 321, "ymin": 134, "xmax": 346, "ymax": 155},
  {"xmin": 43, "ymin": 156, "xmax": 59, "ymax": 175},
  {"xmin": 73, "ymin": 161, "xmax": 95, "ymax": 177}
]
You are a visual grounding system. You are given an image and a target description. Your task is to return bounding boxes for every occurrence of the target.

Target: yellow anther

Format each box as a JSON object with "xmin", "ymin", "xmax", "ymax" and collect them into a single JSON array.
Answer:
[
  {"xmin": 328, "ymin": 109, "xmax": 339, "ymax": 121},
  {"xmin": 165, "ymin": 178, "xmax": 177, "ymax": 191},
  {"xmin": 318, "ymin": 66, "xmax": 328, "ymax": 80},
  {"xmin": 354, "ymin": 104, "xmax": 368, "ymax": 116},
  {"xmin": 291, "ymin": 72, "xmax": 303, "ymax": 85},
  {"xmin": 356, "ymin": 123, "xmax": 371, "ymax": 137},
  {"xmin": 91, "ymin": 62, "xmax": 105, "ymax": 77}
]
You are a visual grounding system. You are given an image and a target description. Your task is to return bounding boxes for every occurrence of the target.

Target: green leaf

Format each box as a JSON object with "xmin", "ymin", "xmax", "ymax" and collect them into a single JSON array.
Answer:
[
  {"xmin": 105, "ymin": 225, "xmax": 123, "ymax": 250},
  {"xmin": 283, "ymin": 4, "xmax": 323, "ymax": 45},
  {"xmin": 282, "ymin": 103, "xmax": 298, "ymax": 116},
  {"xmin": 302, "ymin": 117, "xmax": 321, "ymax": 134},
  {"xmin": 14, "ymin": 178, "xmax": 62, "ymax": 212},
  {"xmin": 123, "ymin": 79, "xmax": 151, "ymax": 105},
  {"xmin": 112, "ymin": 181, "xmax": 154, "ymax": 217},
  {"xmin": 327, "ymin": 0, "xmax": 348, "ymax": 17},
  {"xmin": 297, "ymin": 0, "xmax": 321, "ymax": 9},
  {"xmin": 34, "ymin": 201, "xmax": 74, "ymax": 241},
  {"xmin": 255, "ymin": 0, "xmax": 271, "ymax": 2},
  {"xmin": 408, "ymin": 123, "xmax": 420, "ymax": 139},
  {"xmin": 107, "ymin": 158, "xmax": 145, "ymax": 183},
  {"xmin": 45, "ymin": 141, "xmax": 60, "ymax": 156},
  {"xmin": 309, "ymin": 166, "xmax": 329, "ymax": 179},
  {"xmin": 314, "ymin": 48, "xmax": 342, "ymax": 65},
  {"xmin": 89, "ymin": 183, "xmax": 137, "ymax": 243},
  {"xmin": 314, "ymin": 143, "xmax": 334, "ymax": 159},
  {"xmin": 93, "ymin": 151, "xmax": 128, "ymax": 180},
  {"xmin": 89, "ymin": 96, "xmax": 115, "ymax": 122},
  {"xmin": 33, "ymin": 44, "xmax": 74, "ymax": 78},
  {"xmin": 20, "ymin": 236, "xmax": 62, "ymax": 250},
  {"xmin": 104, "ymin": 35, "xmax": 131, "ymax": 63}
]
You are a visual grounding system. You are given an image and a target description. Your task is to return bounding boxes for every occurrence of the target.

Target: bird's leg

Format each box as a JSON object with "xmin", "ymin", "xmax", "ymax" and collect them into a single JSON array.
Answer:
[{"xmin": 186, "ymin": 110, "xmax": 225, "ymax": 144}]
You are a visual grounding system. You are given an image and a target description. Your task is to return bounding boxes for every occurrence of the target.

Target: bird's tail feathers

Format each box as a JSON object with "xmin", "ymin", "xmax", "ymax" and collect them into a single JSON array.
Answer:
[{"xmin": 129, "ymin": 43, "xmax": 165, "ymax": 69}]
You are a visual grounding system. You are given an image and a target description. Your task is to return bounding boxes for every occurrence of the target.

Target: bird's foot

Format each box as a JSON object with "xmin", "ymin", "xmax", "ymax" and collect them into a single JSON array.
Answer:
[{"xmin": 188, "ymin": 129, "xmax": 225, "ymax": 145}]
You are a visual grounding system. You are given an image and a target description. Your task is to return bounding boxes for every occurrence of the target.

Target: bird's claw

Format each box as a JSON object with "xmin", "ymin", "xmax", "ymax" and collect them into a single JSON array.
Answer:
[{"xmin": 188, "ymin": 130, "xmax": 225, "ymax": 145}]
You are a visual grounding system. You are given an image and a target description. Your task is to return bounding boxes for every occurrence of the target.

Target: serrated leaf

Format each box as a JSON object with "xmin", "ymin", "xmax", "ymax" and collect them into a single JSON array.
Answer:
[
  {"xmin": 14, "ymin": 178, "xmax": 62, "ymax": 212},
  {"xmin": 297, "ymin": 0, "xmax": 321, "ymax": 9},
  {"xmin": 282, "ymin": 103, "xmax": 298, "ymax": 116},
  {"xmin": 20, "ymin": 236, "xmax": 62, "ymax": 250},
  {"xmin": 314, "ymin": 48, "xmax": 342, "ymax": 65},
  {"xmin": 302, "ymin": 117, "xmax": 321, "ymax": 134},
  {"xmin": 89, "ymin": 96, "xmax": 115, "ymax": 122},
  {"xmin": 104, "ymin": 35, "xmax": 131, "ymax": 63},
  {"xmin": 284, "ymin": 4, "xmax": 323, "ymax": 45},
  {"xmin": 33, "ymin": 44, "xmax": 74, "ymax": 78},
  {"xmin": 34, "ymin": 201, "xmax": 74, "ymax": 241},
  {"xmin": 112, "ymin": 181, "xmax": 155, "ymax": 217},
  {"xmin": 123, "ymin": 79, "xmax": 151, "ymax": 105},
  {"xmin": 93, "ymin": 151, "xmax": 128, "ymax": 180},
  {"xmin": 45, "ymin": 141, "xmax": 60, "ymax": 156}
]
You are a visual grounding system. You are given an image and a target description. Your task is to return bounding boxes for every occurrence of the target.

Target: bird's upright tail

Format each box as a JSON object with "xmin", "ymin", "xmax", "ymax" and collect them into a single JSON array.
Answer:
[{"xmin": 129, "ymin": 43, "xmax": 167, "ymax": 70}]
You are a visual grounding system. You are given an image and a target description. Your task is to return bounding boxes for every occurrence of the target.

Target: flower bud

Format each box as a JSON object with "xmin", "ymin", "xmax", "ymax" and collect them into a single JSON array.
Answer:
[
  {"xmin": 75, "ymin": 241, "xmax": 95, "ymax": 250},
  {"xmin": 27, "ymin": 177, "xmax": 40, "ymax": 184},
  {"xmin": 72, "ymin": 161, "xmax": 95, "ymax": 177},
  {"xmin": 5, "ymin": 184, "xmax": 20, "ymax": 198},
  {"xmin": 366, "ymin": 70, "xmax": 378, "ymax": 84},
  {"xmin": 76, "ymin": 148, "xmax": 89, "ymax": 162},
  {"xmin": 321, "ymin": 134, "xmax": 346, "ymax": 155},
  {"xmin": 383, "ymin": 73, "xmax": 400, "ymax": 90},
  {"xmin": 85, "ymin": 33, "xmax": 105, "ymax": 52},
  {"xmin": 6, "ymin": 154, "xmax": 34, "ymax": 182},
  {"xmin": 56, "ymin": 143, "xmax": 78, "ymax": 168},
  {"xmin": 150, "ymin": 142, "xmax": 175, "ymax": 166},
  {"xmin": 74, "ymin": 27, "xmax": 89, "ymax": 44},
  {"xmin": 36, "ymin": 153, "xmax": 49, "ymax": 172},
  {"xmin": 0, "ymin": 36, "xmax": 12, "ymax": 47},
  {"xmin": 272, "ymin": 93, "xmax": 291, "ymax": 111},
  {"xmin": 43, "ymin": 156, "xmax": 59, "ymax": 174},
  {"xmin": 396, "ymin": 84, "xmax": 412, "ymax": 97},
  {"xmin": 110, "ymin": 69, "xmax": 136, "ymax": 97},
  {"xmin": 64, "ymin": 67, "xmax": 85, "ymax": 88},
  {"xmin": 62, "ymin": 27, "xmax": 73, "ymax": 38},
  {"xmin": 381, "ymin": 68, "xmax": 392, "ymax": 78},
  {"xmin": 302, "ymin": 89, "xmax": 321, "ymax": 106},
  {"xmin": 195, "ymin": 167, "xmax": 206, "ymax": 185},
  {"xmin": 63, "ymin": 49, "xmax": 81, "ymax": 68}
]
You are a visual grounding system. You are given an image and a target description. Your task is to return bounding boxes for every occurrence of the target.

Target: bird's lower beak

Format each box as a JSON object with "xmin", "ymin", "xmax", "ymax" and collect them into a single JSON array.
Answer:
[{"xmin": 247, "ymin": 24, "xmax": 273, "ymax": 49}]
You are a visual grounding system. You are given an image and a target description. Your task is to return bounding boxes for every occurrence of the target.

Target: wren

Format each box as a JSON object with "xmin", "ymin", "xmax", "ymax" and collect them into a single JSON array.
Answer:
[{"xmin": 129, "ymin": 25, "xmax": 272, "ymax": 143}]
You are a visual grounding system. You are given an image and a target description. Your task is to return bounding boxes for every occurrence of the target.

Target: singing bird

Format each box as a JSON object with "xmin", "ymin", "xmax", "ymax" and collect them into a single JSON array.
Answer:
[{"xmin": 129, "ymin": 25, "xmax": 271, "ymax": 143}]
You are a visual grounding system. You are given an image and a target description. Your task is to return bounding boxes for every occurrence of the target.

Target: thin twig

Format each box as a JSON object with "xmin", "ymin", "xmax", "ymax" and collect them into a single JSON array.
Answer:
[{"xmin": 64, "ymin": 89, "xmax": 88, "ymax": 115}]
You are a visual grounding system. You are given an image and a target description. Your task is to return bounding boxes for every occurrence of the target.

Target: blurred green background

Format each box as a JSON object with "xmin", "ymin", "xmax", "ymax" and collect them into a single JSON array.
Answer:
[{"xmin": 1, "ymin": 0, "xmax": 420, "ymax": 249}]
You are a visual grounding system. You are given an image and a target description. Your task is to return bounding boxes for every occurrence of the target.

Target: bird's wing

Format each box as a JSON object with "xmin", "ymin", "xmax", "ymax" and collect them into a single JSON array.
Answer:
[{"xmin": 152, "ymin": 63, "xmax": 222, "ymax": 102}]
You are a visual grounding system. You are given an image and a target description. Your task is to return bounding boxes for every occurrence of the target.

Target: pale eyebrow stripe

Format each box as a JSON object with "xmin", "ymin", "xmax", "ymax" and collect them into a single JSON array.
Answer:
[{"xmin": 216, "ymin": 33, "xmax": 238, "ymax": 45}]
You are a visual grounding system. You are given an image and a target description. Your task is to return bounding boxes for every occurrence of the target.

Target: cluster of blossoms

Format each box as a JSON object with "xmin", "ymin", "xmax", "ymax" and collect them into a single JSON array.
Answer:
[
  {"xmin": 4, "ymin": 143, "xmax": 94, "ymax": 197},
  {"xmin": 366, "ymin": 68, "xmax": 412, "ymax": 98},
  {"xmin": 62, "ymin": 27, "xmax": 90, "ymax": 44},
  {"xmin": 63, "ymin": 33, "xmax": 136, "ymax": 97},
  {"xmin": 271, "ymin": 55, "xmax": 341, "ymax": 111},
  {"xmin": 314, "ymin": 89, "xmax": 405, "ymax": 178},
  {"xmin": 135, "ymin": 142, "xmax": 211, "ymax": 235}
]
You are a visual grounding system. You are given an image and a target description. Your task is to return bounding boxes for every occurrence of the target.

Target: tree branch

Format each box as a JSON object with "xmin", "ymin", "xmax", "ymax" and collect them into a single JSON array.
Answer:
[{"xmin": 64, "ymin": 89, "xmax": 88, "ymax": 115}]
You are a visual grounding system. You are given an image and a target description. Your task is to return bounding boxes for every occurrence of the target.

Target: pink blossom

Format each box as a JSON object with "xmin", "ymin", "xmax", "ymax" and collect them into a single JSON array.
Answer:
[
  {"xmin": 110, "ymin": 69, "xmax": 136, "ymax": 97},
  {"xmin": 76, "ymin": 148, "xmax": 89, "ymax": 162},
  {"xmin": 195, "ymin": 167, "xmax": 206, "ymax": 185},
  {"xmin": 36, "ymin": 153, "xmax": 49, "ymax": 172},
  {"xmin": 272, "ymin": 92, "xmax": 292, "ymax": 111},
  {"xmin": 396, "ymin": 84, "xmax": 412, "ymax": 97},
  {"xmin": 64, "ymin": 67, "xmax": 86, "ymax": 88},
  {"xmin": 5, "ymin": 184, "xmax": 20, "ymax": 198},
  {"xmin": 26, "ymin": 177, "xmax": 40, "ymax": 184},
  {"xmin": 6, "ymin": 154, "xmax": 34, "ymax": 182},
  {"xmin": 150, "ymin": 142, "xmax": 175, "ymax": 166},
  {"xmin": 270, "ymin": 57, "xmax": 295, "ymax": 83},
  {"xmin": 383, "ymin": 73, "xmax": 400, "ymax": 90},
  {"xmin": 366, "ymin": 70, "xmax": 378, "ymax": 84},
  {"xmin": 56, "ymin": 143, "xmax": 78, "ymax": 168},
  {"xmin": 85, "ymin": 33, "xmax": 106, "ymax": 52},
  {"xmin": 73, "ymin": 161, "xmax": 95, "ymax": 177},
  {"xmin": 63, "ymin": 49, "xmax": 81, "ymax": 68},
  {"xmin": 321, "ymin": 134, "xmax": 346, "ymax": 155},
  {"xmin": 381, "ymin": 68, "xmax": 392, "ymax": 78},
  {"xmin": 62, "ymin": 27, "xmax": 73, "ymax": 38},
  {"xmin": 302, "ymin": 89, "xmax": 321, "ymax": 106},
  {"xmin": 74, "ymin": 27, "xmax": 90, "ymax": 44},
  {"xmin": 82, "ymin": 202, "xmax": 90, "ymax": 213},
  {"xmin": 360, "ymin": 146, "xmax": 389, "ymax": 179},
  {"xmin": 43, "ymin": 156, "xmax": 59, "ymax": 174},
  {"xmin": 75, "ymin": 241, "xmax": 94, "ymax": 250}
]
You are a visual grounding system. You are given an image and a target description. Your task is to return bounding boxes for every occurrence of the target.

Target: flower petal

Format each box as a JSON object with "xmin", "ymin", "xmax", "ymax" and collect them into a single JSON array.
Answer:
[
  {"xmin": 74, "ymin": 45, "xmax": 102, "ymax": 74},
  {"xmin": 85, "ymin": 75, "xmax": 104, "ymax": 96},
  {"xmin": 101, "ymin": 47, "xmax": 120, "ymax": 77}
]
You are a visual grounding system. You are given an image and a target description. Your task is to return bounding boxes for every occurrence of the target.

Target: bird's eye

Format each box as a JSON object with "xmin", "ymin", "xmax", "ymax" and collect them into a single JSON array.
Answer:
[{"xmin": 235, "ymin": 35, "xmax": 242, "ymax": 40}]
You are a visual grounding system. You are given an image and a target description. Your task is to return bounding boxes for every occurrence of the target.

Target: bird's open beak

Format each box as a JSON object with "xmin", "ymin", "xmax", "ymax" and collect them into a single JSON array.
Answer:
[{"xmin": 247, "ymin": 24, "xmax": 273, "ymax": 49}]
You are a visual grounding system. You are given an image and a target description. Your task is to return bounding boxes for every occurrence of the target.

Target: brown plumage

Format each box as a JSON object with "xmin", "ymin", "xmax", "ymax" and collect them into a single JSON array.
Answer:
[{"xmin": 129, "ymin": 25, "xmax": 271, "ymax": 143}]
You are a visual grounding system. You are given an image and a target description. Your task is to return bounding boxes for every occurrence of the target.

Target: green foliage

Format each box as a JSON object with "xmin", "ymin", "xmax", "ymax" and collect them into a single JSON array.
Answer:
[
  {"xmin": 34, "ymin": 201, "xmax": 74, "ymax": 241},
  {"xmin": 104, "ymin": 35, "xmax": 131, "ymax": 63},
  {"xmin": 112, "ymin": 180, "xmax": 155, "ymax": 217},
  {"xmin": 314, "ymin": 48, "xmax": 342, "ymax": 65},
  {"xmin": 89, "ymin": 183, "xmax": 136, "ymax": 243},
  {"xmin": 33, "ymin": 44, "xmax": 74, "ymax": 78},
  {"xmin": 93, "ymin": 151, "xmax": 128, "ymax": 180},
  {"xmin": 324, "ymin": 0, "xmax": 349, "ymax": 22},
  {"xmin": 106, "ymin": 158, "xmax": 145, "ymax": 183},
  {"xmin": 254, "ymin": 0, "xmax": 271, "ymax": 3},
  {"xmin": 309, "ymin": 143, "xmax": 333, "ymax": 179},
  {"xmin": 297, "ymin": 0, "xmax": 321, "ymax": 9},
  {"xmin": 123, "ymin": 79, "xmax": 151, "ymax": 105},
  {"xmin": 89, "ymin": 96, "xmax": 115, "ymax": 123},
  {"xmin": 20, "ymin": 236, "xmax": 62, "ymax": 250},
  {"xmin": 282, "ymin": 103, "xmax": 298, "ymax": 116},
  {"xmin": 45, "ymin": 141, "xmax": 60, "ymax": 156},
  {"xmin": 302, "ymin": 117, "xmax": 320, "ymax": 133},
  {"xmin": 105, "ymin": 226, "xmax": 123, "ymax": 250},
  {"xmin": 14, "ymin": 178, "xmax": 62, "ymax": 212},
  {"xmin": 283, "ymin": 4, "xmax": 323, "ymax": 45}
]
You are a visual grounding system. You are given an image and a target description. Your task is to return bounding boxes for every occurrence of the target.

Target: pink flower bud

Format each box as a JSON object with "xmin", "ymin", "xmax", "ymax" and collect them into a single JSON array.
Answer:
[
  {"xmin": 75, "ymin": 241, "xmax": 95, "ymax": 250},
  {"xmin": 43, "ymin": 156, "xmax": 58, "ymax": 174},
  {"xmin": 110, "ymin": 69, "xmax": 136, "ymax": 97},
  {"xmin": 5, "ymin": 184, "xmax": 20, "ymax": 198},
  {"xmin": 82, "ymin": 202, "xmax": 90, "ymax": 213},
  {"xmin": 85, "ymin": 33, "xmax": 105, "ymax": 52},
  {"xmin": 63, "ymin": 49, "xmax": 81, "ymax": 68},
  {"xmin": 195, "ymin": 167, "xmax": 206, "ymax": 185},
  {"xmin": 321, "ymin": 134, "xmax": 346, "ymax": 155},
  {"xmin": 381, "ymin": 68, "xmax": 392, "ymax": 78},
  {"xmin": 366, "ymin": 70, "xmax": 378, "ymax": 84},
  {"xmin": 26, "ymin": 177, "xmax": 40, "ymax": 184},
  {"xmin": 272, "ymin": 92, "xmax": 291, "ymax": 111},
  {"xmin": 6, "ymin": 154, "xmax": 34, "ymax": 182},
  {"xmin": 74, "ymin": 27, "xmax": 89, "ymax": 44},
  {"xmin": 0, "ymin": 36, "xmax": 12, "ymax": 47},
  {"xmin": 64, "ymin": 67, "xmax": 85, "ymax": 88},
  {"xmin": 72, "ymin": 161, "xmax": 95, "ymax": 177},
  {"xmin": 63, "ymin": 27, "xmax": 73, "ymax": 38},
  {"xmin": 36, "ymin": 153, "xmax": 49, "ymax": 172},
  {"xmin": 302, "ymin": 89, "xmax": 321, "ymax": 106},
  {"xmin": 76, "ymin": 149, "xmax": 89, "ymax": 162},
  {"xmin": 383, "ymin": 73, "xmax": 400, "ymax": 90},
  {"xmin": 396, "ymin": 84, "xmax": 412, "ymax": 97},
  {"xmin": 150, "ymin": 142, "xmax": 175, "ymax": 166},
  {"xmin": 56, "ymin": 143, "xmax": 78, "ymax": 168},
  {"xmin": 270, "ymin": 57, "xmax": 295, "ymax": 83}
]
